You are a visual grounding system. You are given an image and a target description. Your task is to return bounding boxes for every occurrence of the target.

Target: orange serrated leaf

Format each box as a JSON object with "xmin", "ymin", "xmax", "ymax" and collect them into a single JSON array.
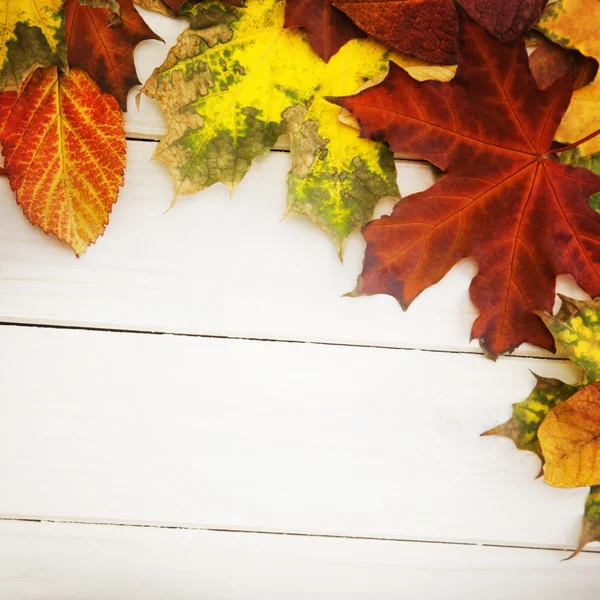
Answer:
[{"xmin": 0, "ymin": 66, "xmax": 126, "ymax": 255}]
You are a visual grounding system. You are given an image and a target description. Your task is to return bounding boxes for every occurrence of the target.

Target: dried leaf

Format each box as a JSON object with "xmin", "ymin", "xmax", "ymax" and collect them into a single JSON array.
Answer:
[
  {"xmin": 64, "ymin": 0, "xmax": 161, "ymax": 111},
  {"xmin": 0, "ymin": 67, "xmax": 126, "ymax": 255},
  {"xmin": 537, "ymin": 0, "xmax": 600, "ymax": 156},
  {"xmin": 538, "ymin": 381, "xmax": 600, "ymax": 488},
  {"xmin": 331, "ymin": 0, "xmax": 547, "ymax": 64},
  {"xmin": 0, "ymin": 0, "xmax": 67, "ymax": 92},
  {"xmin": 78, "ymin": 0, "xmax": 121, "ymax": 13},
  {"xmin": 484, "ymin": 296, "xmax": 600, "ymax": 556},
  {"xmin": 331, "ymin": 0, "xmax": 458, "ymax": 64},
  {"xmin": 458, "ymin": 0, "xmax": 548, "ymax": 42},
  {"xmin": 541, "ymin": 296, "xmax": 600, "ymax": 386},
  {"xmin": 569, "ymin": 487, "xmax": 600, "ymax": 559},
  {"xmin": 559, "ymin": 149, "xmax": 600, "ymax": 211},
  {"xmin": 528, "ymin": 35, "xmax": 598, "ymax": 92},
  {"xmin": 143, "ymin": 0, "xmax": 401, "ymax": 255},
  {"xmin": 134, "ymin": 0, "xmax": 176, "ymax": 17},
  {"xmin": 134, "ymin": 0, "xmax": 243, "ymax": 16},
  {"xmin": 329, "ymin": 8, "xmax": 600, "ymax": 357},
  {"xmin": 284, "ymin": 0, "xmax": 365, "ymax": 62},
  {"xmin": 482, "ymin": 375, "xmax": 578, "ymax": 461}
]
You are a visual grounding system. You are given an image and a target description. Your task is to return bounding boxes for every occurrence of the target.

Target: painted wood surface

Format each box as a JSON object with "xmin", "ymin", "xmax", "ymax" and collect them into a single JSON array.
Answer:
[
  {"xmin": 1, "ymin": 324, "xmax": 596, "ymax": 552},
  {"xmin": 0, "ymin": 4, "xmax": 598, "ymax": 596},
  {"xmin": 1, "ymin": 520, "xmax": 598, "ymax": 600},
  {"xmin": 0, "ymin": 142, "xmax": 587, "ymax": 356}
]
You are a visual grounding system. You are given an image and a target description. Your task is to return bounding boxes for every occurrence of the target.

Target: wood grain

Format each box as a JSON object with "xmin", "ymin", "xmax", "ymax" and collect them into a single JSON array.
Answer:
[
  {"xmin": 1, "ymin": 520, "xmax": 598, "ymax": 599},
  {"xmin": 0, "ymin": 142, "xmax": 588, "ymax": 356},
  {"xmin": 1, "ymin": 324, "xmax": 597, "ymax": 552}
]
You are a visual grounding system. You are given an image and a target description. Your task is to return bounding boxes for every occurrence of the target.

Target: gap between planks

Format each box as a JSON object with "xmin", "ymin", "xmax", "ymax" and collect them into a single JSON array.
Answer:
[
  {"xmin": 0, "ymin": 321, "xmax": 568, "ymax": 363},
  {"xmin": 123, "ymin": 132, "xmax": 425, "ymax": 162},
  {"xmin": 0, "ymin": 515, "xmax": 596, "ymax": 556}
]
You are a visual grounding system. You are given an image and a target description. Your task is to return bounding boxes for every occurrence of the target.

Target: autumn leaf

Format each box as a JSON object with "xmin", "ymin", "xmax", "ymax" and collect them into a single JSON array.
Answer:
[
  {"xmin": 64, "ymin": 0, "xmax": 162, "ymax": 111},
  {"xmin": 484, "ymin": 296, "xmax": 600, "ymax": 556},
  {"xmin": 142, "ymin": 0, "xmax": 401, "ymax": 255},
  {"xmin": 330, "ymin": 0, "xmax": 458, "ymax": 64},
  {"xmin": 329, "ymin": 7, "xmax": 600, "ymax": 357},
  {"xmin": 560, "ymin": 149, "xmax": 600, "ymax": 211},
  {"xmin": 330, "ymin": 0, "xmax": 548, "ymax": 64},
  {"xmin": 482, "ymin": 375, "xmax": 578, "ymax": 461},
  {"xmin": 538, "ymin": 381, "xmax": 600, "ymax": 488},
  {"xmin": 134, "ymin": 0, "xmax": 176, "ymax": 17},
  {"xmin": 0, "ymin": 0, "xmax": 67, "ymax": 92},
  {"xmin": 0, "ymin": 66, "xmax": 126, "ymax": 255},
  {"xmin": 537, "ymin": 0, "xmax": 600, "ymax": 156},
  {"xmin": 528, "ymin": 34, "xmax": 598, "ymax": 93},
  {"xmin": 79, "ymin": 0, "xmax": 121, "ymax": 13},
  {"xmin": 284, "ymin": 0, "xmax": 365, "ymax": 62},
  {"xmin": 571, "ymin": 486, "xmax": 600, "ymax": 559},
  {"xmin": 134, "ymin": 0, "xmax": 243, "ymax": 16}
]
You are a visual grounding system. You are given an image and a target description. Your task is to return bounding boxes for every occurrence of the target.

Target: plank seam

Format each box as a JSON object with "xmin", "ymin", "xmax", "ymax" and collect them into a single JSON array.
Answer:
[
  {"xmin": 0, "ymin": 321, "xmax": 566, "ymax": 362},
  {"xmin": 122, "ymin": 134, "xmax": 428, "ymax": 162},
  {"xmin": 0, "ymin": 516, "xmax": 596, "ymax": 555}
]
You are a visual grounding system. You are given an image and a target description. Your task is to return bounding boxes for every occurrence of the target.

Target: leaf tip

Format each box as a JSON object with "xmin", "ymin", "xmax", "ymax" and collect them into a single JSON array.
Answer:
[{"xmin": 323, "ymin": 95, "xmax": 343, "ymax": 108}]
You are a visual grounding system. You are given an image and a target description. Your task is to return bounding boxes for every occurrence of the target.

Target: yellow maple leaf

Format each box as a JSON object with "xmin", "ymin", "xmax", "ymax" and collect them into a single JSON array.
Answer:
[{"xmin": 143, "ymin": 0, "xmax": 451, "ymax": 255}]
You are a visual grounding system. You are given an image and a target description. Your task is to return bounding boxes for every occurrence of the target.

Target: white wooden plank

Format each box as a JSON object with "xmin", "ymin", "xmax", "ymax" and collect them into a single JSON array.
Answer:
[
  {"xmin": 0, "ymin": 324, "xmax": 597, "ymax": 551},
  {"xmin": 0, "ymin": 521, "xmax": 598, "ymax": 600},
  {"xmin": 0, "ymin": 142, "xmax": 586, "ymax": 356}
]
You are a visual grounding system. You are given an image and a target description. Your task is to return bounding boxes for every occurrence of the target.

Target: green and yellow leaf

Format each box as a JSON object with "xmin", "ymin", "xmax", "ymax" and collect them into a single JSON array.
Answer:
[
  {"xmin": 540, "ymin": 296, "xmax": 600, "ymax": 386},
  {"xmin": 569, "ymin": 487, "xmax": 600, "ymax": 559},
  {"xmin": 0, "ymin": 0, "xmax": 67, "ymax": 92},
  {"xmin": 482, "ymin": 375, "xmax": 578, "ymax": 461},
  {"xmin": 142, "ymin": 0, "xmax": 402, "ymax": 255}
]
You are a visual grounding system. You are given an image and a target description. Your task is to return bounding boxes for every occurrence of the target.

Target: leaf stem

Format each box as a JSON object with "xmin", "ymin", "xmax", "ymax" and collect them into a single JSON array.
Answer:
[{"xmin": 547, "ymin": 128, "xmax": 600, "ymax": 155}]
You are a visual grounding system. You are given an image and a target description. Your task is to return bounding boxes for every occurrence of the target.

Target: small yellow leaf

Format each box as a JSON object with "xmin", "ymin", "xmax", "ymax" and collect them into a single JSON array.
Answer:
[{"xmin": 538, "ymin": 381, "xmax": 600, "ymax": 488}]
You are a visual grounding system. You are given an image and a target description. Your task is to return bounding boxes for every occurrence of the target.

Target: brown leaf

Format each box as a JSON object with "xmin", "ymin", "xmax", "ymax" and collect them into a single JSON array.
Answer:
[
  {"xmin": 284, "ymin": 0, "xmax": 365, "ymax": 62},
  {"xmin": 65, "ymin": 0, "xmax": 162, "ymax": 111}
]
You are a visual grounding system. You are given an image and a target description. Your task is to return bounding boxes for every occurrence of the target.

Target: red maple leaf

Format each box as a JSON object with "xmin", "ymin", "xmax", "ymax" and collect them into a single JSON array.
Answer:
[
  {"xmin": 331, "ymin": 0, "xmax": 548, "ymax": 64},
  {"xmin": 64, "ymin": 0, "xmax": 161, "ymax": 111},
  {"xmin": 329, "ymin": 8, "xmax": 600, "ymax": 357},
  {"xmin": 284, "ymin": 0, "xmax": 365, "ymax": 62}
]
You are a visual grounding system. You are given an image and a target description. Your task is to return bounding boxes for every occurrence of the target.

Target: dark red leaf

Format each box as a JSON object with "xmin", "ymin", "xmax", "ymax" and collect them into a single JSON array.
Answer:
[
  {"xmin": 65, "ymin": 0, "xmax": 161, "ymax": 111},
  {"xmin": 284, "ymin": 0, "xmax": 365, "ymax": 62},
  {"xmin": 331, "ymin": 0, "xmax": 548, "ymax": 64},
  {"xmin": 331, "ymin": 0, "xmax": 458, "ymax": 64},
  {"xmin": 458, "ymin": 0, "xmax": 547, "ymax": 43},
  {"xmin": 529, "ymin": 35, "xmax": 598, "ymax": 91},
  {"xmin": 329, "ymin": 9, "xmax": 600, "ymax": 357}
]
